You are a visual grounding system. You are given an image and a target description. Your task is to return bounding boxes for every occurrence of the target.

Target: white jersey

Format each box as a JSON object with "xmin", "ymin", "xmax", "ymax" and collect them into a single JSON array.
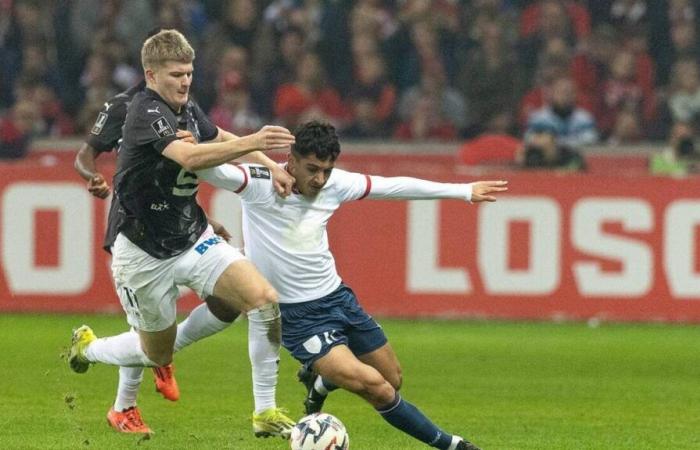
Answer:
[{"xmin": 197, "ymin": 163, "xmax": 473, "ymax": 303}]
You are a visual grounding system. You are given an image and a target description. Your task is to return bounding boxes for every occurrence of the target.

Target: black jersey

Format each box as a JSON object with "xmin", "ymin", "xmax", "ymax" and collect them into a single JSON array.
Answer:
[
  {"xmin": 85, "ymin": 81, "xmax": 145, "ymax": 252},
  {"xmin": 113, "ymin": 88, "xmax": 218, "ymax": 258}
]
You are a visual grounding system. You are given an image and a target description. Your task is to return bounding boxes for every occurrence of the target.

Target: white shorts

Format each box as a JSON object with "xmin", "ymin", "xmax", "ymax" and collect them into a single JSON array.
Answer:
[{"xmin": 111, "ymin": 225, "xmax": 246, "ymax": 332}]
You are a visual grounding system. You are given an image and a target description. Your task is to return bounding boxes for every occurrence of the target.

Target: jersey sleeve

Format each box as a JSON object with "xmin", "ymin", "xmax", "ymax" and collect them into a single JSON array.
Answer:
[
  {"xmin": 192, "ymin": 100, "xmax": 218, "ymax": 142},
  {"xmin": 125, "ymin": 99, "xmax": 179, "ymax": 153},
  {"xmin": 85, "ymin": 101, "xmax": 127, "ymax": 152},
  {"xmin": 367, "ymin": 175, "xmax": 473, "ymax": 201},
  {"xmin": 196, "ymin": 164, "xmax": 273, "ymax": 203},
  {"xmin": 330, "ymin": 168, "xmax": 372, "ymax": 203}
]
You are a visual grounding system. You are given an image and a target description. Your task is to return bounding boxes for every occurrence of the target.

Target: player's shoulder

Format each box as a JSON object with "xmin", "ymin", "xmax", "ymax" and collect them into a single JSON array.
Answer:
[
  {"xmin": 326, "ymin": 167, "xmax": 359, "ymax": 187},
  {"xmin": 128, "ymin": 90, "xmax": 174, "ymax": 122},
  {"xmin": 106, "ymin": 81, "xmax": 145, "ymax": 112}
]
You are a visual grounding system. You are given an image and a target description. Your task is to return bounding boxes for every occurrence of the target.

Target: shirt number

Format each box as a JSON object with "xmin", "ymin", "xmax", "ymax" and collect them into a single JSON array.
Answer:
[{"xmin": 173, "ymin": 168, "xmax": 199, "ymax": 196}]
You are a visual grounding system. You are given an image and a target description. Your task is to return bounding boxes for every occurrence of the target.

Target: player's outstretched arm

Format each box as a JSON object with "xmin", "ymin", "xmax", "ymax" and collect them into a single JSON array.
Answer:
[
  {"xmin": 74, "ymin": 143, "xmax": 110, "ymax": 199},
  {"xmin": 367, "ymin": 175, "xmax": 507, "ymax": 203},
  {"xmin": 163, "ymin": 125, "xmax": 295, "ymax": 172}
]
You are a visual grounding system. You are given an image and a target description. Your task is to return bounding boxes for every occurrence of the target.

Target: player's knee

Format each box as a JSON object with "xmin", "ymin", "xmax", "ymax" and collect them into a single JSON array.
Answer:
[
  {"xmin": 388, "ymin": 369, "xmax": 403, "ymax": 391},
  {"xmin": 357, "ymin": 372, "xmax": 394, "ymax": 405},
  {"xmin": 367, "ymin": 379, "xmax": 395, "ymax": 405},
  {"xmin": 247, "ymin": 285, "xmax": 278, "ymax": 310},
  {"xmin": 205, "ymin": 295, "xmax": 240, "ymax": 323}
]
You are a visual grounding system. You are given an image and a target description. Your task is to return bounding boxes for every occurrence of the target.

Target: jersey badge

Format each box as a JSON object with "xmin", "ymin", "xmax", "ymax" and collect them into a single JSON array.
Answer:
[
  {"xmin": 91, "ymin": 112, "xmax": 108, "ymax": 135},
  {"xmin": 249, "ymin": 166, "xmax": 271, "ymax": 179},
  {"xmin": 151, "ymin": 117, "xmax": 174, "ymax": 138}
]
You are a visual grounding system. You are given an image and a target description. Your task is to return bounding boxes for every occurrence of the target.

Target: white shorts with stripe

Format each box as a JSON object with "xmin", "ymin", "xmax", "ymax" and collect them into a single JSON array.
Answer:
[{"xmin": 111, "ymin": 225, "xmax": 245, "ymax": 332}]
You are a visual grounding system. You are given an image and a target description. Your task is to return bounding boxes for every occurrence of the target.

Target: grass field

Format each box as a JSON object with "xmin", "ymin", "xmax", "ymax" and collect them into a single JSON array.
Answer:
[{"xmin": 0, "ymin": 314, "xmax": 699, "ymax": 450}]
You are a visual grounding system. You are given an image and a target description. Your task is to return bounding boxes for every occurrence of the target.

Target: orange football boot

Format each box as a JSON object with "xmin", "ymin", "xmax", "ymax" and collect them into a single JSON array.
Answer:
[
  {"xmin": 153, "ymin": 364, "xmax": 180, "ymax": 401},
  {"xmin": 106, "ymin": 407, "xmax": 152, "ymax": 434}
]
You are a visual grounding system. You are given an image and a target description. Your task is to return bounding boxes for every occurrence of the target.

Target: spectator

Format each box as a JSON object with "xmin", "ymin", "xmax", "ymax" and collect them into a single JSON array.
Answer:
[
  {"xmin": 518, "ymin": 0, "xmax": 579, "ymax": 88},
  {"xmin": 598, "ymin": 48, "xmax": 656, "ymax": 138},
  {"xmin": 456, "ymin": 16, "xmax": 522, "ymax": 136},
  {"xmin": 345, "ymin": 52, "xmax": 396, "ymax": 139},
  {"xmin": 520, "ymin": 0, "xmax": 591, "ymax": 40},
  {"xmin": 393, "ymin": 91, "xmax": 457, "ymax": 141},
  {"xmin": 525, "ymin": 75, "xmax": 598, "ymax": 151},
  {"xmin": 70, "ymin": 0, "xmax": 155, "ymax": 60},
  {"xmin": 273, "ymin": 51, "xmax": 351, "ymax": 130},
  {"xmin": 519, "ymin": 125, "xmax": 586, "ymax": 170},
  {"xmin": 0, "ymin": 98, "xmax": 37, "ymax": 159},
  {"xmin": 670, "ymin": 19, "xmax": 700, "ymax": 63},
  {"xmin": 570, "ymin": 25, "xmax": 619, "ymax": 107},
  {"xmin": 668, "ymin": 59, "xmax": 700, "ymax": 126},
  {"xmin": 209, "ymin": 70, "xmax": 263, "ymax": 136},
  {"xmin": 252, "ymin": 27, "xmax": 306, "ymax": 118},
  {"xmin": 650, "ymin": 122, "xmax": 700, "ymax": 176},
  {"xmin": 398, "ymin": 66, "xmax": 471, "ymax": 136}
]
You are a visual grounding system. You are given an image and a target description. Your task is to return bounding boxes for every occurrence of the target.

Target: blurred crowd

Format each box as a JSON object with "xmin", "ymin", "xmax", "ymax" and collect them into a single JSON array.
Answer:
[{"xmin": 1, "ymin": 0, "xmax": 700, "ymax": 169}]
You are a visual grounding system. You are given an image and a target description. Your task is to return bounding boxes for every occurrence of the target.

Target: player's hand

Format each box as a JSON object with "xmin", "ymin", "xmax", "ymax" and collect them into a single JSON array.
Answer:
[
  {"xmin": 470, "ymin": 180, "xmax": 508, "ymax": 202},
  {"xmin": 270, "ymin": 165, "xmax": 295, "ymax": 198},
  {"xmin": 208, "ymin": 218, "xmax": 233, "ymax": 242},
  {"xmin": 87, "ymin": 173, "xmax": 110, "ymax": 199},
  {"xmin": 254, "ymin": 125, "xmax": 295, "ymax": 151},
  {"xmin": 176, "ymin": 130, "xmax": 196, "ymax": 144}
]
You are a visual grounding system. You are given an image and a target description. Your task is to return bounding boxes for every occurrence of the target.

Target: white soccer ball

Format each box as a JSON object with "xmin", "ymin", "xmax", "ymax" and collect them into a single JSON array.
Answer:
[{"xmin": 289, "ymin": 413, "xmax": 349, "ymax": 450}]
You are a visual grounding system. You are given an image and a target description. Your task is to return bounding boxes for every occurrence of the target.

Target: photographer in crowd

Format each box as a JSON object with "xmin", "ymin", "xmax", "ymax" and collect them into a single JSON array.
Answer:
[
  {"xmin": 520, "ymin": 75, "xmax": 597, "ymax": 171},
  {"xmin": 650, "ymin": 122, "xmax": 700, "ymax": 176}
]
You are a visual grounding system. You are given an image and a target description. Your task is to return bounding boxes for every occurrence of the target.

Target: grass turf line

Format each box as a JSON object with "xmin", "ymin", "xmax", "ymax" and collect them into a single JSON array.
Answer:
[{"xmin": 0, "ymin": 314, "xmax": 698, "ymax": 449}]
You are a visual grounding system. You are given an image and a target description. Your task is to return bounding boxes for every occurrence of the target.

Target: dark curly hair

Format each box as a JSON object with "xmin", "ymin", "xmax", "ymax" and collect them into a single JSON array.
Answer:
[{"xmin": 292, "ymin": 121, "xmax": 341, "ymax": 162}]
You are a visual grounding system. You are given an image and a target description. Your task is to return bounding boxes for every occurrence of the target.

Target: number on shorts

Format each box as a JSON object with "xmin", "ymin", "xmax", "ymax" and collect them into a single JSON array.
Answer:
[
  {"xmin": 173, "ymin": 168, "xmax": 199, "ymax": 196},
  {"xmin": 122, "ymin": 286, "xmax": 139, "ymax": 308}
]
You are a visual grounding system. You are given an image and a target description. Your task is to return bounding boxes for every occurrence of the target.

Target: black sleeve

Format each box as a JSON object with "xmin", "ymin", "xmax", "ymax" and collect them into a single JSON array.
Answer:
[
  {"xmin": 192, "ymin": 101, "xmax": 219, "ymax": 142},
  {"xmin": 85, "ymin": 101, "xmax": 127, "ymax": 152},
  {"xmin": 125, "ymin": 99, "xmax": 179, "ymax": 154}
]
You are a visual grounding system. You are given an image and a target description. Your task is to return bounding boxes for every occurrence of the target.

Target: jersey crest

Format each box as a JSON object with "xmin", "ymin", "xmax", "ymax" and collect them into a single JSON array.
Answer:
[
  {"xmin": 91, "ymin": 112, "xmax": 108, "ymax": 135},
  {"xmin": 250, "ymin": 166, "xmax": 271, "ymax": 179},
  {"xmin": 151, "ymin": 117, "xmax": 174, "ymax": 138}
]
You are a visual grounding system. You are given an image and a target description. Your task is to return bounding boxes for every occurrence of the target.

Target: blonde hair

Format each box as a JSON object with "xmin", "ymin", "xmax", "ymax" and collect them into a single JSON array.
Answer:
[{"xmin": 141, "ymin": 29, "xmax": 195, "ymax": 70}]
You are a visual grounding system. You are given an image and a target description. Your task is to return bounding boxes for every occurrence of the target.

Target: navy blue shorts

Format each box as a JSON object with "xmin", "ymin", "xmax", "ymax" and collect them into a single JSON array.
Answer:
[{"xmin": 279, "ymin": 284, "xmax": 388, "ymax": 369}]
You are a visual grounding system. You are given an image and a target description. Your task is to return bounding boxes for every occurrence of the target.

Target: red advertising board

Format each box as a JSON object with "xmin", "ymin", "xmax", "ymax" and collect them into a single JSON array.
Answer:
[{"xmin": 1, "ymin": 154, "xmax": 699, "ymax": 322}]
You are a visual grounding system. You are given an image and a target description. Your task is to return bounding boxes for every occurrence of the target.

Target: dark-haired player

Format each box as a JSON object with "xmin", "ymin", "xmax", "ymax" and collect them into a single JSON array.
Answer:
[{"xmin": 194, "ymin": 120, "xmax": 507, "ymax": 449}]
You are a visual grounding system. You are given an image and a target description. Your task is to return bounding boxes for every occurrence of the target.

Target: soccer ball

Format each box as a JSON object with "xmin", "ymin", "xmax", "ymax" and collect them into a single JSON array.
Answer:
[{"xmin": 289, "ymin": 413, "xmax": 349, "ymax": 450}]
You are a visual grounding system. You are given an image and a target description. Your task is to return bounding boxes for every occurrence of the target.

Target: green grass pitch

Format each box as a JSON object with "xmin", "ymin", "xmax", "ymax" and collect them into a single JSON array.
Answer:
[{"xmin": 0, "ymin": 314, "xmax": 698, "ymax": 449}]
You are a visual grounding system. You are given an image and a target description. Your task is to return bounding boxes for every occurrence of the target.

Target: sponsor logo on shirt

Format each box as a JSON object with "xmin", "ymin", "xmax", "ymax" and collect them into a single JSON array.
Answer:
[
  {"xmin": 194, "ymin": 236, "xmax": 223, "ymax": 255},
  {"xmin": 151, "ymin": 117, "xmax": 174, "ymax": 138},
  {"xmin": 150, "ymin": 201, "xmax": 170, "ymax": 211},
  {"xmin": 91, "ymin": 112, "xmax": 108, "ymax": 135},
  {"xmin": 147, "ymin": 106, "xmax": 161, "ymax": 114},
  {"xmin": 250, "ymin": 166, "xmax": 271, "ymax": 179}
]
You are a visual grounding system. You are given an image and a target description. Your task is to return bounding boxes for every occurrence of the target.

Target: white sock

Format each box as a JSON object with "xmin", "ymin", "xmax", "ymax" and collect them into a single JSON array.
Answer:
[
  {"xmin": 114, "ymin": 366, "xmax": 143, "ymax": 411},
  {"xmin": 314, "ymin": 376, "xmax": 330, "ymax": 396},
  {"xmin": 247, "ymin": 303, "xmax": 281, "ymax": 414},
  {"xmin": 85, "ymin": 329, "xmax": 156, "ymax": 367},
  {"xmin": 174, "ymin": 303, "xmax": 230, "ymax": 352},
  {"xmin": 448, "ymin": 436, "xmax": 463, "ymax": 450}
]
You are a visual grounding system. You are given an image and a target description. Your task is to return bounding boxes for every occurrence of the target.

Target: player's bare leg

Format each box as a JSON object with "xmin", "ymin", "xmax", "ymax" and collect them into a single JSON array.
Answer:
[
  {"xmin": 313, "ymin": 345, "xmax": 394, "ymax": 407},
  {"xmin": 212, "ymin": 260, "xmax": 294, "ymax": 438},
  {"xmin": 314, "ymin": 345, "xmax": 480, "ymax": 450},
  {"xmin": 298, "ymin": 341, "xmax": 403, "ymax": 414},
  {"xmin": 358, "ymin": 343, "xmax": 403, "ymax": 390},
  {"xmin": 138, "ymin": 323, "xmax": 177, "ymax": 367},
  {"xmin": 150, "ymin": 296, "xmax": 240, "ymax": 401}
]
